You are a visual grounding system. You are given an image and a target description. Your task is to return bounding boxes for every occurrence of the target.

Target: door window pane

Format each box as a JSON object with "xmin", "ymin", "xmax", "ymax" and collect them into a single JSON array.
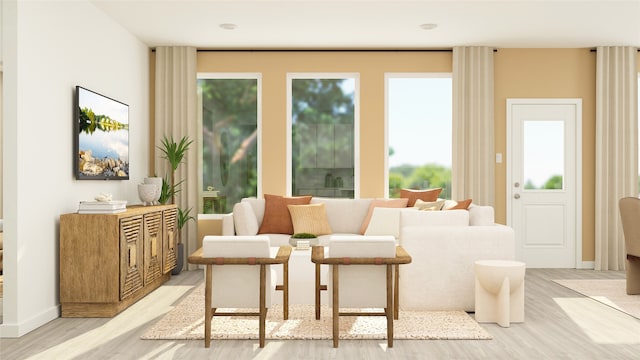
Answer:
[
  {"xmin": 387, "ymin": 76, "xmax": 452, "ymax": 198},
  {"xmin": 291, "ymin": 78, "xmax": 355, "ymax": 198},
  {"xmin": 523, "ymin": 120, "xmax": 564, "ymax": 190},
  {"xmin": 198, "ymin": 77, "xmax": 259, "ymax": 213}
]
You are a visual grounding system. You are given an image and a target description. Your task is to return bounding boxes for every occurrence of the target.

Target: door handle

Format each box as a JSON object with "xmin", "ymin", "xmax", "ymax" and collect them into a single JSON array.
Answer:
[
  {"xmin": 514, "ymin": 193, "xmax": 520, "ymax": 199},
  {"xmin": 514, "ymin": 182, "xmax": 520, "ymax": 188}
]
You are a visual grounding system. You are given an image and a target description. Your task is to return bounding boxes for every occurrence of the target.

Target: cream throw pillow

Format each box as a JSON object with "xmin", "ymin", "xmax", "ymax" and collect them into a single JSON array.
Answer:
[
  {"xmin": 359, "ymin": 198, "xmax": 409, "ymax": 234},
  {"xmin": 287, "ymin": 203, "xmax": 332, "ymax": 236},
  {"xmin": 414, "ymin": 198, "xmax": 446, "ymax": 211},
  {"xmin": 364, "ymin": 207, "xmax": 403, "ymax": 239}
]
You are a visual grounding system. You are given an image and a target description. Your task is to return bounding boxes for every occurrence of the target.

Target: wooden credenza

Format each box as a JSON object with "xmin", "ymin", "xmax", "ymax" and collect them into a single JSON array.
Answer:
[{"xmin": 59, "ymin": 204, "xmax": 177, "ymax": 317}]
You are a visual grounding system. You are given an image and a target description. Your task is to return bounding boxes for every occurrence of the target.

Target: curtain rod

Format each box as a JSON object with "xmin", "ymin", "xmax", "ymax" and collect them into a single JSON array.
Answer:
[
  {"xmin": 197, "ymin": 49, "xmax": 454, "ymax": 53},
  {"xmin": 152, "ymin": 48, "xmax": 500, "ymax": 53},
  {"xmin": 589, "ymin": 48, "xmax": 640, "ymax": 52}
]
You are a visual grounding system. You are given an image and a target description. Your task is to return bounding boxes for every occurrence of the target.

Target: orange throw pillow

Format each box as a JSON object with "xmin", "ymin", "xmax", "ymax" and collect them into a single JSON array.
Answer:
[
  {"xmin": 446, "ymin": 199, "xmax": 473, "ymax": 210},
  {"xmin": 400, "ymin": 188, "xmax": 443, "ymax": 207},
  {"xmin": 359, "ymin": 198, "xmax": 409, "ymax": 234},
  {"xmin": 258, "ymin": 194, "xmax": 312, "ymax": 234}
]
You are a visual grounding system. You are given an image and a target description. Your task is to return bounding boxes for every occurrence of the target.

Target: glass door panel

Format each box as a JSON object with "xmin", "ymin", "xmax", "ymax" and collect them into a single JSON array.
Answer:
[{"xmin": 523, "ymin": 120, "xmax": 564, "ymax": 190}]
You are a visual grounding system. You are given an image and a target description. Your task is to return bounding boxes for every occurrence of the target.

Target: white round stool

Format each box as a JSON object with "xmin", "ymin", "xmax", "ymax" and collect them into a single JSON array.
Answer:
[{"xmin": 474, "ymin": 260, "xmax": 526, "ymax": 327}]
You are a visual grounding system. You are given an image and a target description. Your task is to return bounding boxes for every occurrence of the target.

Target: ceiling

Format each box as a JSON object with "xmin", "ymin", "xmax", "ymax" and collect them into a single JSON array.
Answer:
[{"xmin": 91, "ymin": 0, "xmax": 640, "ymax": 49}]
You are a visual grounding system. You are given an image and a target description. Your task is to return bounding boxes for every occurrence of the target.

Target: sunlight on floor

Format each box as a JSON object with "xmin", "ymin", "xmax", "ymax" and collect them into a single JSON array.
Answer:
[
  {"xmin": 590, "ymin": 295, "xmax": 625, "ymax": 311},
  {"xmin": 554, "ymin": 297, "xmax": 640, "ymax": 344},
  {"xmin": 24, "ymin": 285, "xmax": 194, "ymax": 359},
  {"xmin": 251, "ymin": 341, "xmax": 285, "ymax": 359},
  {"xmin": 138, "ymin": 341, "xmax": 185, "ymax": 359}
]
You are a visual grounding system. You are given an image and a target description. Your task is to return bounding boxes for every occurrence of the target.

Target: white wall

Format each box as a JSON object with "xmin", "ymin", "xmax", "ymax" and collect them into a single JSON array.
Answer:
[{"xmin": 1, "ymin": 0, "xmax": 150, "ymax": 337}]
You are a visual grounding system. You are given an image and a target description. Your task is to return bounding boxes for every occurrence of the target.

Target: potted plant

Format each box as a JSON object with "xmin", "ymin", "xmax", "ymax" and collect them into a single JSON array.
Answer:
[
  {"xmin": 173, "ymin": 207, "xmax": 195, "ymax": 275},
  {"xmin": 156, "ymin": 134, "xmax": 193, "ymax": 274},
  {"xmin": 157, "ymin": 135, "xmax": 193, "ymax": 205},
  {"xmin": 289, "ymin": 232, "xmax": 319, "ymax": 247}
]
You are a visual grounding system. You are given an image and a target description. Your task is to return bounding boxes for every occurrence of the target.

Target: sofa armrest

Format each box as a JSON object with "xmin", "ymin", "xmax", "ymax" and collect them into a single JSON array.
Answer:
[
  {"xmin": 197, "ymin": 213, "xmax": 236, "ymax": 249},
  {"xmin": 399, "ymin": 224, "xmax": 515, "ymax": 311}
]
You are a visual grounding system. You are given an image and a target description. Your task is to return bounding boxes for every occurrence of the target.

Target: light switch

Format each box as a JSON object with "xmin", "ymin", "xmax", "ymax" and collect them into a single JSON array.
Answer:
[{"xmin": 495, "ymin": 153, "xmax": 503, "ymax": 163}]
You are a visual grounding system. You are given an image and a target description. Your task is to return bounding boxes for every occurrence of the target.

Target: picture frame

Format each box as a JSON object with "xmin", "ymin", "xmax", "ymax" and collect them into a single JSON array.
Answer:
[{"xmin": 74, "ymin": 86, "xmax": 129, "ymax": 180}]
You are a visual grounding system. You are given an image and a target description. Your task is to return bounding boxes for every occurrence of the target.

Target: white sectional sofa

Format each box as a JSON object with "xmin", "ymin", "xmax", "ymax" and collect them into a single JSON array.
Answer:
[{"xmin": 219, "ymin": 196, "xmax": 514, "ymax": 311}]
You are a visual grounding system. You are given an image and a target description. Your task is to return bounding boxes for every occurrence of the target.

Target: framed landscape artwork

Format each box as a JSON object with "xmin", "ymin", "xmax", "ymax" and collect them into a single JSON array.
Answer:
[{"xmin": 74, "ymin": 86, "xmax": 129, "ymax": 180}]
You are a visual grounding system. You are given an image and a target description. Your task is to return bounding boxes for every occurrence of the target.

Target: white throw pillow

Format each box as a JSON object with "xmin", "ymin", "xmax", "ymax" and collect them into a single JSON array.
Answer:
[
  {"xmin": 233, "ymin": 202, "xmax": 259, "ymax": 235},
  {"xmin": 414, "ymin": 198, "xmax": 446, "ymax": 211},
  {"xmin": 364, "ymin": 207, "xmax": 403, "ymax": 238}
]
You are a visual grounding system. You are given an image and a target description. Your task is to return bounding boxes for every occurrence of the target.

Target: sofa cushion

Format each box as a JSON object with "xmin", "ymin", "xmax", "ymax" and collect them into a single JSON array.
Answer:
[
  {"xmin": 232, "ymin": 202, "xmax": 259, "ymax": 235},
  {"xmin": 359, "ymin": 198, "xmax": 409, "ymax": 234},
  {"xmin": 401, "ymin": 208, "xmax": 469, "ymax": 227},
  {"xmin": 469, "ymin": 205, "xmax": 495, "ymax": 226},
  {"xmin": 288, "ymin": 203, "xmax": 332, "ymax": 236},
  {"xmin": 310, "ymin": 197, "xmax": 372, "ymax": 234},
  {"xmin": 400, "ymin": 188, "xmax": 442, "ymax": 207},
  {"xmin": 258, "ymin": 194, "xmax": 312, "ymax": 235}
]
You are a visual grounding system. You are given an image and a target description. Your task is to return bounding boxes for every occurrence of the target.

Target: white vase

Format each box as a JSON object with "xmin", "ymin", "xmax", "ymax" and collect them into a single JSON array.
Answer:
[
  {"xmin": 144, "ymin": 177, "xmax": 163, "ymax": 204},
  {"xmin": 138, "ymin": 183, "xmax": 157, "ymax": 206}
]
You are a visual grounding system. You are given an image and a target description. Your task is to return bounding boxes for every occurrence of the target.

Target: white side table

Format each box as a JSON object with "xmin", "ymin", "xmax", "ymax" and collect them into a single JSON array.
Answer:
[{"xmin": 474, "ymin": 259, "xmax": 526, "ymax": 327}]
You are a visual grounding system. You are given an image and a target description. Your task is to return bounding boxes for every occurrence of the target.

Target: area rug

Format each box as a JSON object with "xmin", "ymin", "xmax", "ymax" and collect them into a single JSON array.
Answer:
[
  {"xmin": 553, "ymin": 279, "xmax": 640, "ymax": 320},
  {"xmin": 141, "ymin": 283, "xmax": 492, "ymax": 340}
]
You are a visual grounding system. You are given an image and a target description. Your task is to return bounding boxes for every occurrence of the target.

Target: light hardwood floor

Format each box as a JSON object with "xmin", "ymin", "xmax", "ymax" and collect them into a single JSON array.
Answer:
[{"xmin": 1, "ymin": 268, "xmax": 639, "ymax": 360}]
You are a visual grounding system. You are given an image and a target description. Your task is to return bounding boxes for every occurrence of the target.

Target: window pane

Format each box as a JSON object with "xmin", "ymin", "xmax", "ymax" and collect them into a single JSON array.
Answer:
[
  {"xmin": 198, "ymin": 78, "xmax": 258, "ymax": 213},
  {"xmin": 291, "ymin": 78, "xmax": 355, "ymax": 198},
  {"xmin": 523, "ymin": 120, "xmax": 564, "ymax": 190},
  {"xmin": 388, "ymin": 76, "xmax": 452, "ymax": 198}
]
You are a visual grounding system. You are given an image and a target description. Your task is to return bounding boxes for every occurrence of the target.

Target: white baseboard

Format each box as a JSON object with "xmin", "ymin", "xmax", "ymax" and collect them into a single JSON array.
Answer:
[
  {"xmin": 577, "ymin": 261, "xmax": 595, "ymax": 270},
  {"xmin": 0, "ymin": 304, "xmax": 60, "ymax": 338}
]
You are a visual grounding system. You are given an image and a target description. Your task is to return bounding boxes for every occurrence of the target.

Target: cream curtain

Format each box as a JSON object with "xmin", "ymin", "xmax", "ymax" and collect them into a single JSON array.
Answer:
[
  {"xmin": 155, "ymin": 46, "xmax": 199, "ymax": 270},
  {"xmin": 595, "ymin": 46, "xmax": 638, "ymax": 271},
  {"xmin": 452, "ymin": 47, "xmax": 495, "ymax": 206}
]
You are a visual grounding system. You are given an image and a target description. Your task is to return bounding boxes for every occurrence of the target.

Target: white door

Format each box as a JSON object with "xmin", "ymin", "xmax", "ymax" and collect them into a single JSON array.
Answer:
[{"xmin": 507, "ymin": 99, "xmax": 582, "ymax": 268}]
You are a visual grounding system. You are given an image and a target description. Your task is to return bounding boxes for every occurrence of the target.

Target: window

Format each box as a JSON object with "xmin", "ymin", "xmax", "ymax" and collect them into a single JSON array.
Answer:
[
  {"xmin": 288, "ymin": 75, "xmax": 358, "ymax": 198},
  {"xmin": 523, "ymin": 120, "xmax": 564, "ymax": 190},
  {"xmin": 197, "ymin": 75, "xmax": 260, "ymax": 213},
  {"xmin": 386, "ymin": 74, "xmax": 452, "ymax": 198}
]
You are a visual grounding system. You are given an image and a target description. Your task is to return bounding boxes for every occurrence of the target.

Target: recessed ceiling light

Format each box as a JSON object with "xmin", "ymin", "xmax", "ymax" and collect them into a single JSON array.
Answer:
[
  {"xmin": 219, "ymin": 23, "xmax": 237, "ymax": 30},
  {"xmin": 420, "ymin": 23, "xmax": 438, "ymax": 30}
]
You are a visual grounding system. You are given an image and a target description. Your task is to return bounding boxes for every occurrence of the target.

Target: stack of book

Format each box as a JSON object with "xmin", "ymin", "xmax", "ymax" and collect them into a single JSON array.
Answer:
[{"xmin": 78, "ymin": 200, "xmax": 127, "ymax": 214}]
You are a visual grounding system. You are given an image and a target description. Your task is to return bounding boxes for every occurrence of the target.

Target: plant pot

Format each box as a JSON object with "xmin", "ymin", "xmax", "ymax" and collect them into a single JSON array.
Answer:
[
  {"xmin": 143, "ymin": 177, "xmax": 163, "ymax": 204},
  {"xmin": 289, "ymin": 236, "xmax": 319, "ymax": 247},
  {"xmin": 172, "ymin": 242, "xmax": 184, "ymax": 275},
  {"xmin": 138, "ymin": 183, "xmax": 157, "ymax": 206}
]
